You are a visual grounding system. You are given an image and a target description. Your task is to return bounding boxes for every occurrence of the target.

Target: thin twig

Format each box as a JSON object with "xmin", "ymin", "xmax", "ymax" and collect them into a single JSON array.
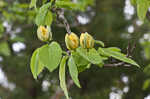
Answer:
[
  {"xmin": 126, "ymin": 42, "xmax": 131, "ymax": 57},
  {"xmin": 104, "ymin": 43, "xmax": 136, "ymax": 67},
  {"xmin": 55, "ymin": 8, "xmax": 72, "ymax": 34},
  {"xmin": 131, "ymin": 43, "xmax": 136, "ymax": 55},
  {"xmin": 104, "ymin": 62, "xmax": 131, "ymax": 67}
]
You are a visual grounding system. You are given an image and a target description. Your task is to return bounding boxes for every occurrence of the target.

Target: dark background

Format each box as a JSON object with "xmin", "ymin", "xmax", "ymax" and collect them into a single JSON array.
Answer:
[{"xmin": 0, "ymin": 0, "xmax": 150, "ymax": 99}]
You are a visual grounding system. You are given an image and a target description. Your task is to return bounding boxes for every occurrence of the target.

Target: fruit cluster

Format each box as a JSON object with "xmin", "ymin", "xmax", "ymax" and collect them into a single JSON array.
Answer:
[
  {"xmin": 37, "ymin": 26, "xmax": 94, "ymax": 50},
  {"xmin": 65, "ymin": 32, "xmax": 94, "ymax": 50}
]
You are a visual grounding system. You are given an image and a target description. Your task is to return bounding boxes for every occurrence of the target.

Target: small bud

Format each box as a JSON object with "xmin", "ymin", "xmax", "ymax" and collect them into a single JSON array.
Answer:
[
  {"xmin": 37, "ymin": 26, "xmax": 52, "ymax": 42},
  {"xmin": 65, "ymin": 32, "xmax": 79, "ymax": 50},
  {"xmin": 80, "ymin": 32, "xmax": 94, "ymax": 49}
]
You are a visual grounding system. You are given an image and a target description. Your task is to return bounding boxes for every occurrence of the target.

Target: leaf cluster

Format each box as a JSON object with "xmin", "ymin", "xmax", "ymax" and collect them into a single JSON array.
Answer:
[{"xmin": 30, "ymin": 40, "xmax": 139, "ymax": 99}]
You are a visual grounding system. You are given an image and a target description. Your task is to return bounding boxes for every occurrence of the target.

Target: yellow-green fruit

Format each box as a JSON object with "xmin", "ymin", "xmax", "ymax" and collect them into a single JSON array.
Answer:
[
  {"xmin": 65, "ymin": 33, "xmax": 79, "ymax": 50},
  {"xmin": 80, "ymin": 32, "xmax": 94, "ymax": 49},
  {"xmin": 37, "ymin": 26, "xmax": 52, "ymax": 42}
]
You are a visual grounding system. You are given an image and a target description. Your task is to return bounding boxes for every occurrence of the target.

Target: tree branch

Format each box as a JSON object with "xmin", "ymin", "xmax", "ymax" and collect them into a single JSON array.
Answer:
[
  {"xmin": 104, "ymin": 62, "xmax": 131, "ymax": 67},
  {"xmin": 53, "ymin": 8, "xmax": 72, "ymax": 34},
  {"xmin": 104, "ymin": 43, "xmax": 136, "ymax": 67}
]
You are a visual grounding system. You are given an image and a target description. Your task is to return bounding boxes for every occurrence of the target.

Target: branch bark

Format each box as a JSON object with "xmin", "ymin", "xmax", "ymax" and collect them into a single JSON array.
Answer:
[
  {"xmin": 104, "ymin": 62, "xmax": 131, "ymax": 67},
  {"xmin": 52, "ymin": 8, "xmax": 72, "ymax": 34}
]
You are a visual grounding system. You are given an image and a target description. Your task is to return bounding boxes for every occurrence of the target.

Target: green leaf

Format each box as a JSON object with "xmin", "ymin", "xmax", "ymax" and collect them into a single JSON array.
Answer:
[
  {"xmin": 95, "ymin": 40, "xmax": 105, "ymax": 47},
  {"xmin": 42, "ymin": 0, "xmax": 47, "ymax": 4},
  {"xmin": 76, "ymin": 47, "xmax": 103, "ymax": 65},
  {"xmin": 87, "ymin": 48, "xmax": 103, "ymax": 64},
  {"xmin": 76, "ymin": 48, "xmax": 90, "ymax": 62},
  {"xmin": 77, "ymin": 0, "xmax": 95, "ymax": 10},
  {"xmin": 137, "ymin": 0, "xmax": 149, "ymax": 20},
  {"xmin": 0, "ymin": 23, "xmax": 4, "ymax": 38},
  {"xmin": 37, "ymin": 61, "xmax": 44, "ymax": 75},
  {"xmin": 141, "ymin": 41, "xmax": 150, "ymax": 59},
  {"xmin": 35, "ymin": 3, "xmax": 52, "ymax": 26},
  {"xmin": 29, "ymin": 0, "xmax": 37, "ymax": 8},
  {"xmin": 55, "ymin": 1, "xmax": 84, "ymax": 11},
  {"xmin": 44, "ymin": 11, "xmax": 53, "ymax": 26},
  {"xmin": 78, "ymin": 63, "xmax": 91, "ymax": 73},
  {"xmin": 0, "ymin": 42, "xmax": 11, "ymax": 56},
  {"xmin": 11, "ymin": 37, "xmax": 25, "ymax": 42},
  {"xmin": 71, "ymin": 51, "xmax": 91, "ymax": 73},
  {"xmin": 101, "ymin": 56, "xmax": 108, "ymax": 60},
  {"xmin": 144, "ymin": 64, "xmax": 150, "ymax": 75},
  {"xmin": 98, "ymin": 48, "xmax": 140, "ymax": 67},
  {"xmin": 107, "ymin": 47, "xmax": 121, "ymax": 52},
  {"xmin": 144, "ymin": 46, "xmax": 150, "ymax": 59},
  {"xmin": 30, "ymin": 48, "xmax": 44, "ymax": 79},
  {"xmin": 97, "ymin": 47, "xmax": 109, "ymax": 57},
  {"xmin": 68, "ymin": 55, "xmax": 81, "ymax": 88},
  {"xmin": 59, "ymin": 56, "xmax": 69, "ymax": 99},
  {"xmin": 142, "ymin": 79, "xmax": 150, "ymax": 90},
  {"xmin": 130, "ymin": 0, "xmax": 137, "ymax": 6},
  {"xmin": 39, "ymin": 42, "xmax": 62, "ymax": 72},
  {"xmin": 72, "ymin": 51, "xmax": 89, "ymax": 66},
  {"xmin": 77, "ymin": 0, "xmax": 95, "ymax": 6}
]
